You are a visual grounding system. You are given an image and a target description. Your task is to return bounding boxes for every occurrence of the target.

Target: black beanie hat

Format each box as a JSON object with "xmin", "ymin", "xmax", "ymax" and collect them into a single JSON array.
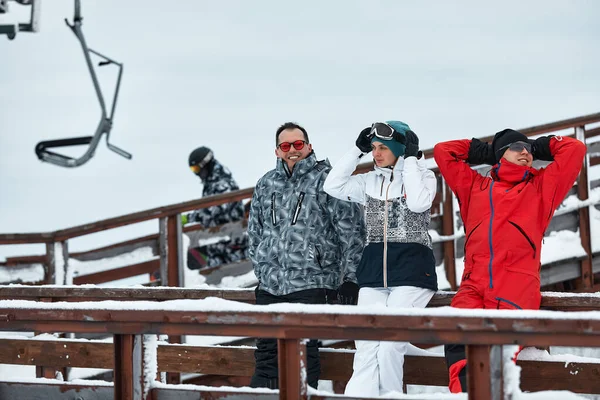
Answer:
[{"xmin": 492, "ymin": 129, "xmax": 528, "ymax": 162}]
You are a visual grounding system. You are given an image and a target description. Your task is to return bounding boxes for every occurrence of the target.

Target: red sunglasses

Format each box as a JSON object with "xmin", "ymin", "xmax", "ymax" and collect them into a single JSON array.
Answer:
[{"xmin": 277, "ymin": 140, "xmax": 307, "ymax": 152}]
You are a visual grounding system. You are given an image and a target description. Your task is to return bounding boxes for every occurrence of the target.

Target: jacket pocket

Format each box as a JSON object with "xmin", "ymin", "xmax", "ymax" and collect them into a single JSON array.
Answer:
[
  {"xmin": 464, "ymin": 221, "xmax": 482, "ymax": 256},
  {"xmin": 508, "ymin": 221, "xmax": 536, "ymax": 258},
  {"xmin": 495, "ymin": 297, "xmax": 523, "ymax": 310},
  {"xmin": 270, "ymin": 193, "xmax": 277, "ymax": 225},
  {"xmin": 291, "ymin": 192, "xmax": 305, "ymax": 225}
]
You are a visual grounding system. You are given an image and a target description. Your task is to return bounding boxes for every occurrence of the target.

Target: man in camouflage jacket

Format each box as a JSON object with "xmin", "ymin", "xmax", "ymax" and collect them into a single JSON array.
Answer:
[{"xmin": 248, "ymin": 122, "xmax": 365, "ymax": 389}]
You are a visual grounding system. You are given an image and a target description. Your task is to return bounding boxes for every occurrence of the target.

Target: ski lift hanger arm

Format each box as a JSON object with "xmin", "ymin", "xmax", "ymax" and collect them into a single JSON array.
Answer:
[{"xmin": 34, "ymin": 0, "xmax": 132, "ymax": 168}]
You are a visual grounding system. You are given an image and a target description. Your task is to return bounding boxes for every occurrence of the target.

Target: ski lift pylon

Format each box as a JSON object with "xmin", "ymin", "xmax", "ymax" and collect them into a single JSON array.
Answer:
[{"xmin": 34, "ymin": 0, "xmax": 132, "ymax": 168}]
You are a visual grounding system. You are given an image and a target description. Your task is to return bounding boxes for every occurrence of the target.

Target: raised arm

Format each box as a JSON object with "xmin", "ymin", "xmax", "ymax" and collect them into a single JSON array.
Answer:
[
  {"xmin": 401, "ymin": 157, "xmax": 437, "ymax": 213},
  {"xmin": 323, "ymin": 147, "xmax": 368, "ymax": 204},
  {"xmin": 534, "ymin": 136, "xmax": 586, "ymax": 222},
  {"xmin": 433, "ymin": 139, "xmax": 490, "ymax": 207}
]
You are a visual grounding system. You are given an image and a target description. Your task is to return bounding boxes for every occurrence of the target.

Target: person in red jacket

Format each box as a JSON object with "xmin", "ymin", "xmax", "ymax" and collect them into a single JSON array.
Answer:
[{"xmin": 433, "ymin": 128, "xmax": 586, "ymax": 393}]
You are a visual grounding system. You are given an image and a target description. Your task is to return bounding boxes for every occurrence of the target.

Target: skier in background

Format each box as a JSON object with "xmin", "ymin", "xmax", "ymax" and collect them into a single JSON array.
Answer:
[{"xmin": 183, "ymin": 146, "xmax": 247, "ymax": 270}]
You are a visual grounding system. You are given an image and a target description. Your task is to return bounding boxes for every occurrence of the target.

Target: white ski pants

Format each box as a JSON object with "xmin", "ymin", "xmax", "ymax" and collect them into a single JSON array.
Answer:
[{"xmin": 344, "ymin": 286, "xmax": 435, "ymax": 396}]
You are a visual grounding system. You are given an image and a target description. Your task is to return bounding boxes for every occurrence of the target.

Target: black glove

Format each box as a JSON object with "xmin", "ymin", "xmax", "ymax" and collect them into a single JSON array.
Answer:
[
  {"xmin": 404, "ymin": 130, "xmax": 422, "ymax": 159},
  {"xmin": 254, "ymin": 284, "xmax": 260, "ymax": 302},
  {"xmin": 468, "ymin": 138, "xmax": 496, "ymax": 165},
  {"xmin": 337, "ymin": 281, "xmax": 359, "ymax": 305},
  {"xmin": 530, "ymin": 136, "xmax": 554, "ymax": 161},
  {"xmin": 356, "ymin": 127, "xmax": 373, "ymax": 153}
]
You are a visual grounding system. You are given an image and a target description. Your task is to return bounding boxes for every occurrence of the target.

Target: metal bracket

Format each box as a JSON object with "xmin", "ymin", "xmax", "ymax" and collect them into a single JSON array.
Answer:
[
  {"xmin": 34, "ymin": 0, "xmax": 132, "ymax": 167},
  {"xmin": 0, "ymin": 0, "xmax": 40, "ymax": 40}
]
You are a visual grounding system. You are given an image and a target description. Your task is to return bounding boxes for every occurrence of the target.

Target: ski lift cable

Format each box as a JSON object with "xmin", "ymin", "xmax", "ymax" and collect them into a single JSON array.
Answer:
[{"xmin": 34, "ymin": 0, "xmax": 132, "ymax": 167}]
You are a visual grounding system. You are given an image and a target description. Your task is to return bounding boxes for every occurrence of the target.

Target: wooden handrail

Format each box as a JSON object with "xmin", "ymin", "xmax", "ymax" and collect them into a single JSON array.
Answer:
[
  {"xmin": 1, "ymin": 302, "xmax": 599, "ymax": 399},
  {"xmin": 1, "ymin": 286, "xmax": 599, "ymax": 311}
]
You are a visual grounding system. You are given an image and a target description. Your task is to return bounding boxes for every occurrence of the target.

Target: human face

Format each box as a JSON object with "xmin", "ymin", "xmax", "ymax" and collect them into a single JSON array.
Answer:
[
  {"xmin": 371, "ymin": 141, "xmax": 397, "ymax": 168},
  {"xmin": 275, "ymin": 128, "xmax": 312, "ymax": 171},
  {"xmin": 502, "ymin": 143, "xmax": 533, "ymax": 167}
]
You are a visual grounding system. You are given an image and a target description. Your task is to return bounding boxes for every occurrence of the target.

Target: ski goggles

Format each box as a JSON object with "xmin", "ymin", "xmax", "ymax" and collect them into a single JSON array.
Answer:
[
  {"xmin": 189, "ymin": 151, "xmax": 214, "ymax": 174},
  {"xmin": 498, "ymin": 141, "xmax": 532, "ymax": 154},
  {"xmin": 370, "ymin": 122, "xmax": 406, "ymax": 143},
  {"xmin": 277, "ymin": 140, "xmax": 307, "ymax": 152}
]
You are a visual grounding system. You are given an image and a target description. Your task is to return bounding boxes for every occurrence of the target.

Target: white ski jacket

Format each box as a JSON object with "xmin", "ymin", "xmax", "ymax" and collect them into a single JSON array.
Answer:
[{"xmin": 324, "ymin": 146, "xmax": 438, "ymax": 289}]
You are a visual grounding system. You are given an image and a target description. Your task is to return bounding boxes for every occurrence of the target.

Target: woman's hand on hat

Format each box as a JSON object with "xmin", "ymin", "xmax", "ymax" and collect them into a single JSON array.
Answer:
[
  {"xmin": 356, "ymin": 127, "xmax": 373, "ymax": 153},
  {"xmin": 403, "ymin": 130, "xmax": 422, "ymax": 158}
]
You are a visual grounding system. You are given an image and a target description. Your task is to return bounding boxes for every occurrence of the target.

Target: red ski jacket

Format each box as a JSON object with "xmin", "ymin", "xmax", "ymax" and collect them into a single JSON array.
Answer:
[{"xmin": 434, "ymin": 136, "xmax": 586, "ymax": 310}]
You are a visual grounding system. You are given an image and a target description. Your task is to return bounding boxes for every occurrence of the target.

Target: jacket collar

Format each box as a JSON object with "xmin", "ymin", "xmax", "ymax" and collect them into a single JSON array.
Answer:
[
  {"xmin": 373, "ymin": 157, "xmax": 405, "ymax": 177},
  {"xmin": 276, "ymin": 151, "xmax": 319, "ymax": 179},
  {"xmin": 491, "ymin": 160, "xmax": 537, "ymax": 184}
]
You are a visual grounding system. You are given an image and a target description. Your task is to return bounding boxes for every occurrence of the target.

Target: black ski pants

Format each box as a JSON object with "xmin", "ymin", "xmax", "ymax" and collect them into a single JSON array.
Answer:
[{"xmin": 249, "ymin": 288, "xmax": 337, "ymax": 389}]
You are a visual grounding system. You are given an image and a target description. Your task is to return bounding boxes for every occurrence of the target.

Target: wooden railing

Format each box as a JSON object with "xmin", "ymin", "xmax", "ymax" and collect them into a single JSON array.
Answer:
[
  {"xmin": 1, "ymin": 112, "xmax": 600, "ymax": 290},
  {"xmin": 1, "ymin": 287, "xmax": 600, "ymax": 400}
]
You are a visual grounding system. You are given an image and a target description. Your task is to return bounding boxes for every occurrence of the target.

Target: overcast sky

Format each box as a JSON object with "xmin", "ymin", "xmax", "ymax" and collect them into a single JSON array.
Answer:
[{"xmin": 1, "ymin": 0, "xmax": 599, "ymax": 257}]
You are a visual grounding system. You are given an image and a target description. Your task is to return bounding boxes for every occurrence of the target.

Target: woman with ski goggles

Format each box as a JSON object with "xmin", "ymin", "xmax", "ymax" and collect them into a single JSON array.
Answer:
[
  {"xmin": 324, "ymin": 120, "xmax": 437, "ymax": 396},
  {"xmin": 368, "ymin": 122, "xmax": 408, "ymax": 144}
]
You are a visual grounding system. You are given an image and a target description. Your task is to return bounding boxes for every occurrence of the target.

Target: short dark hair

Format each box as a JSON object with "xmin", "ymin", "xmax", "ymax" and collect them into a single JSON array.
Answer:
[{"xmin": 275, "ymin": 122, "xmax": 309, "ymax": 145}]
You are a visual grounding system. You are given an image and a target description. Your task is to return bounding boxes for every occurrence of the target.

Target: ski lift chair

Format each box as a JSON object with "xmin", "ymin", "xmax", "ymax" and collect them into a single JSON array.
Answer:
[
  {"xmin": 0, "ymin": 0, "xmax": 40, "ymax": 40},
  {"xmin": 34, "ymin": 0, "xmax": 132, "ymax": 167}
]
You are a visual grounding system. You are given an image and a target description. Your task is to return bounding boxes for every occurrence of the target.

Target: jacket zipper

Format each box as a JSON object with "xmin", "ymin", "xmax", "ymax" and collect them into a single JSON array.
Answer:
[
  {"xmin": 291, "ymin": 192, "xmax": 305, "ymax": 225},
  {"xmin": 382, "ymin": 176, "xmax": 394, "ymax": 288},
  {"xmin": 380, "ymin": 175, "xmax": 385, "ymax": 197},
  {"xmin": 487, "ymin": 180, "xmax": 496, "ymax": 289},
  {"xmin": 270, "ymin": 193, "xmax": 277, "ymax": 225},
  {"xmin": 508, "ymin": 221, "xmax": 536, "ymax": 258}
]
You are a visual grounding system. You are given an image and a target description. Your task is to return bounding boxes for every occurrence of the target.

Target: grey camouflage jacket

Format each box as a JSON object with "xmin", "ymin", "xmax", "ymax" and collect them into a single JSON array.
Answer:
[{"xmin": 248, "ymin": 152, "xmax": 365, "ymax": 296}]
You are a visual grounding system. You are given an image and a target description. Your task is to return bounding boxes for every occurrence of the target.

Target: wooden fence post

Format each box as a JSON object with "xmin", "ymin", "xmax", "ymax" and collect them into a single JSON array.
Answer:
[
  {"xmin": 278, "ymin": 338, "xmax": 307, "ymax": 400},
  {"xmin": 60, "ymin": 240, "xmax": 69, "ymax": 286},
  {"xmin": 44, "ymin": 242, "xmax": 55, "ymax": 285},
  {"xmin": 158, "ymin": 215, "xmax": 183, "ymax": 384},
  {"xmin": 442, "ymin": 182, "xmax": 457, "ymax": 290},
  {"xmin": 466, "ymin": 344, "xmax": 500, "ymax": 400},
  {"xmin": 114, "ymin": 334, "xmax": 146, "ymax": 400}
]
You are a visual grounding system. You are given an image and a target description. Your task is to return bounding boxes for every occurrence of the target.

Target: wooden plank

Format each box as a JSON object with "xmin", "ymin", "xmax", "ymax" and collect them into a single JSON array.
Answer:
[
  {"xmin": 4, "ymin": 307, "xmax": 600, "ymax": 348},
  {"xmin": 0, "ymin": 382, "xmax": 113, "ymax": 400},
  {"xmin": 4, "ymin": 255, "xmax": 46, "ymax": 266},
  {"xmin": 0, "ymin": 232, "xmax": 54, "ymax": 245},
  {"xmin": 0, "ymin": 286, "xmax": 257, "ymax": 303},
  {"xmin": 70, "ymin": 233, "xmax": 159, "ymax": 262},
  {"xmin": 0, "ymin": 338, "xmax": 113, "ymax": 369},
  {"xmin": 52, "ymin": 188, "xmax": 255, "ymax": 242},
  {"xmin": 3, "ymin": 339, "xmax": 600, "ymax": 394},
  {"xmin": 3, "ymin": 286, "xmax": 600, "ymax": 310},
  {"xmin": 72, "ymin": 259, "xmax": 159, "ymax": 285}
]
